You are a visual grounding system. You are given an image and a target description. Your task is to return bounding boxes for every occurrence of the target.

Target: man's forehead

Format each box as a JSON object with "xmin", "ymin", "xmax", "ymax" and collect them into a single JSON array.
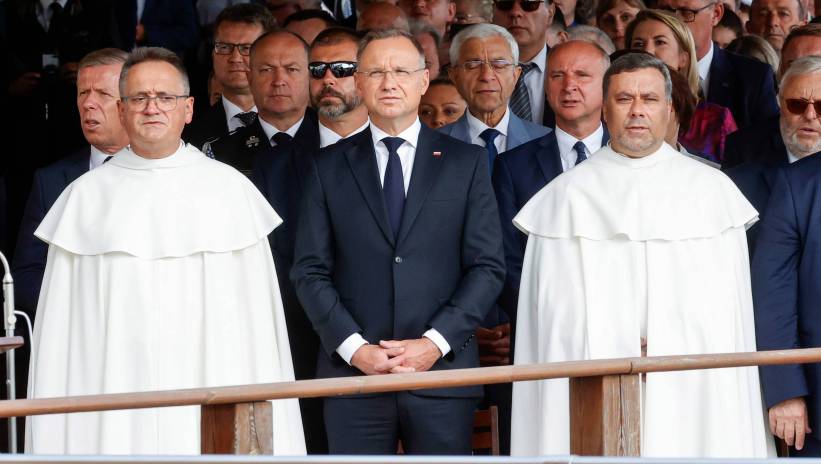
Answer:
[
  {"xmin": 125, "ymin": 62, "xmax": 185, "ymax": 93},
  {"xmin": 360, "ymin": 38, "xmax": 420, "ymax": 64},
  {"xmin": 549, "ymin": 45, "xmax": 603, "ymax": 71},
  {"xmin": 216, "ymin": 21, "xmax": 264, "ymax": 40},
  {"xmin": 311, "ymin": 42, "xmax": 358, "ymax": 61},
  {"xmin": 786, "ymin": 36, "xmax": 821, "ymax": 57},
  {"xmin": 783, "ymin": 72, "xmax": 821, "ymax": 94},
  {"xmin": 754, "ymin": 0, "xmax": 800, "ymax": 10},
  {"xmin": 662, "ymin": 0, "xmax": 709, "ymax": 8},
  {"xmin": 610, "ymin": 69, "xmax": 666, "ymax": 89}
]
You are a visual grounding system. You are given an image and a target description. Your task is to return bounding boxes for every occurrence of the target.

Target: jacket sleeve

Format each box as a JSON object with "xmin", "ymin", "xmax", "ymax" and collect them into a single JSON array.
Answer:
[{"xmin": 11, "ymin": 170, "xmax": 50, "ymax": 319}]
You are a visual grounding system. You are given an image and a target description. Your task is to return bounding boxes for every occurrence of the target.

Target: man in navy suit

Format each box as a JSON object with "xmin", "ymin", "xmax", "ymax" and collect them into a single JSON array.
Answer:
[
  {"xmin": 493, "ymin": 40, "xmax": 609, "ymax": 329},
  {"xmin": 183, "ymin": 4, "xmax": 273, "ymax": 152},
  {"xmin": 114, "ymin": 0, "xmax": 198, "ymax": 57},
  {"xmin": 656, "ymin": 0, "xmax": 779, "ymax": 129},
  {"xmin": 291, "ymin": 28, "xmax": 505, "ymax": 455},
  {"xmin": 751, "ymin": 56, "xmax": 821, "ymax": 457}
]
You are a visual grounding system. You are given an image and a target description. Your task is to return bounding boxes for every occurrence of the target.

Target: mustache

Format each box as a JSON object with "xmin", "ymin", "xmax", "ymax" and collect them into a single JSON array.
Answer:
[
  {"xmin": 623, "ymin": 117, "xmax": 649, "ymax": 128},
  {"xmin": 318, "ymin": 87, "xmax": 345, "ymax": 100}
]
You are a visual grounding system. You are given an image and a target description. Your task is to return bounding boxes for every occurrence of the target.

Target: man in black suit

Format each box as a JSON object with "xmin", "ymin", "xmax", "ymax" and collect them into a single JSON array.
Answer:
[
  {"xmin": 114, "ymin": 0, "xmax": 199, "ymax": 57},
  {"xmin": 656, "ymin": 0, "xmax": 779, "ymax": 129},
  {"xmin": 183, "ymin": 4, "xmax": 273, "ymax": 152},
  {"xmin": 210, "ymin": 30, "xmax": 316, "ymax": 176},
  {"xmin": 291, "ymin": 28, "xmax": 505, "ymax": 454}
]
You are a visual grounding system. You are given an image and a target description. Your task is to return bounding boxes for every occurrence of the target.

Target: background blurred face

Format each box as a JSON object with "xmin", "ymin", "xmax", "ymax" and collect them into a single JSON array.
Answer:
[
  {"xmin": 554, "ymin": 0, "xmax": 578, "ymax": 22},
  {"xmin": 286, "ymin": 18, "xmax": 327, "ymax": 44},
  {"xmin": 455, "ymin": 0, "xmax": 489, "ymax": 23},
  {"xmin": 630, "ymin": 20, "xmax": 690, "ymax": 71},
  {"xmin": 603, "ymin": 67, "xmax": 671, "ymax": 157},
  {"xmin": 747, "ymin": 0, "xmax": 805, "ymax": 51},
  {"xmin": 493, "ymin": 0, "xmax": 554, "ymax": 58},
  {"xmin": 656, "ymin": 0, "xmax": 723, "ymax": 58},
  {"xmin": 77, "ymin": 63, "xmax": 128, "ymax": 151},
  {"xmin": 248, "ymin": 34, "xmax": 310, "ymax": 121},
  {"xmin": 213, "ymin": 21, "xmax": 265, "ymax": 93},
  {"xmin": 712, "ymin": 24, "xmax": 738, "ymax": 47},
  {"xmin": 546, "ymin": 42, "xmax": 606, "ymax": 127},
  {"xmin": 449, "ymin": 36, "xmax": 521, "ymax": 115},
  {"xmin": 310, "ymin": 41, "xmax": 363, "ymax": 119},
  {"xmin": 598, "ymin": 0, "xmax": 642, "ymax": 49},
  {"xmin": 118, "ymin": 61, "xmax": 193, "ymax": 157},
  {"xmin": 399, "ymin": 0, "xmax": 455, "ymax": 34},
  {"xmin": 780, "ymin": 35, "xmax": 821, "ymax": 77},
  {"xmin": 419, "ymin": 83, "xmax": 467, "ymax": 127},
  {"xmin": 779, "ymin": 72, "xmax": 821, "ymax": 157},
  {"xmin": 356, "ymin": 36, "xmax": 430, "ymax": 127},
  {"xmin": 416, "ymin": 32, "xmax": 442, "ymax": 78}
]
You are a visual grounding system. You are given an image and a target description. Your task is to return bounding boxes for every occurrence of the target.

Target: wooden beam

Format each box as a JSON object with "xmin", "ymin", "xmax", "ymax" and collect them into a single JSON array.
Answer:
[
  {"xmin": 201, "ymin": 402, "xmax": 272, "ymax": 454},
  {"xmin": 569, "ymin": 374, "xmax": 640, "ymax": 456}
]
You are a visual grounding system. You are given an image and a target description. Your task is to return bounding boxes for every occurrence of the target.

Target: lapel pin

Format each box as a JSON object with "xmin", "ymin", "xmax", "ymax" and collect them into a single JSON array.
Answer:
[
  {"xmin": 246, "ymin": 135, "xmax": 260, "ymax": 148},
  {"xmin": 433, "ymin": 151, "xmax": 442, "ymax": 157}
]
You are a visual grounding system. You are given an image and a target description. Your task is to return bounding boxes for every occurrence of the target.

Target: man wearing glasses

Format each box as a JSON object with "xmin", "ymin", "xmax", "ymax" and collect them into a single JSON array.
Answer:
[
  {"xmin": 492, "ymin": 0, "xmax": 555, "ymax": 125},
  {"xmin": 656, "ymin": 0, "xmax": 779, "ymax": 128},
  {"xmin": 26, "ymin": 47, "xmax": 306, "ymax": 455},
  {"xmin": 292, "ymin": 28, "xmax": 504, "ymax": 454},
  {"xmin": 183, "ymin": 4, "xmax": 273, "ymax": 152}
]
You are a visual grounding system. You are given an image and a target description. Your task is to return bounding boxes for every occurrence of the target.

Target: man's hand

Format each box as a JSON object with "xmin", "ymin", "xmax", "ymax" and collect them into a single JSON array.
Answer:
[
  {"xmin": 769, "ymin": 397, "xmax": 812, "ymax": 450},
  {"xmin": 477, "ymin": 323, "xmax": 511, "ymax": 366},
  {"xmin": 379, "ymin": 338, "xmax": 441, "ymax": 373},
  {"xmin": 350, "ymin": 344, "xmax": 405, "ymax": 375}
]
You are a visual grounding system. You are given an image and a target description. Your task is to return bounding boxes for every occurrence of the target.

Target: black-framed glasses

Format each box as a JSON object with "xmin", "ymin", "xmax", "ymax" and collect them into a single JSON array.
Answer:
[
  {"xmin": 308, "ymin": 61, "xmax": 357, "ymax": 79},
  {"xmin": 657, "ymin": 2, "xmax": 715, "ymax": 22},
  {"xmin": 785, "ymin": 98, "xmax": 821, "ymax": 117},
  {"xmin": 214, "ymin": 42, "xmax": 253, "ymax": 56},
  {"xmin": 494, "ymin": 0, "xmax": 545, "ymax": 12},
  {"xmin": 457, "ymin": 59, "xmax": 516, "ymax": 71},
  {"xmin": 122, "ymin": 94, "xmax": 188, "ymax": 111}
]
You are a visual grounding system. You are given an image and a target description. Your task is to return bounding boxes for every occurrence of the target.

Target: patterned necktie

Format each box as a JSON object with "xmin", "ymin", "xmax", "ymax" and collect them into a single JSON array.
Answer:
[
  {"xmin": 510, "ymin": 62, "xmax": 537, "ymax": 122},
  {"xmin": 573, "ymin": 141, "xmax": 587, "ymax": 165},
  {"xmin": 236, "ymin": 111, "xmax": 257, "ymax": 127},
  {"xmin": 480, "ymin": 128, "xmax": 501, "ymax": 175},
  {"xmin": 382, "ymin": 137, "xmax": 406, "ymax": 240},
  {"xmin": 272, "ymin": 132, "xmax": 293, "ymax": 147}
]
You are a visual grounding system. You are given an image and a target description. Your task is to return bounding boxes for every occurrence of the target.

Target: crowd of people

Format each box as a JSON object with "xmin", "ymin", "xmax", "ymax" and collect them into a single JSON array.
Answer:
[{"xmin": 2, "ymin": 0, "xmax": 821, "ymax": 458}]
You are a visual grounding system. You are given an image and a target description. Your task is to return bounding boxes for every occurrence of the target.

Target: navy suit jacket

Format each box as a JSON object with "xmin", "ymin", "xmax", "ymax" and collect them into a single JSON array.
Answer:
[
  {"xmin": 437, "ymin": 111, "xmax": 552, "ymax": 156},
  {"xmin": 492, "ymin": 128, "xmax": 609, "ymax": 324},
  {"xmin": 752, "ymin": 152, "xmax": 821, "ymax": 439},
  {"xmin": 291, "ymin": 125, "xmax": 505, "ymax": 398},
  {"xmin": 115, "ymin": 0, "xmax": 199, "ymax": 55},
  {"xmin": 722, "ymin": 115, "xmax": 786, "ymax": 169},
  {"xmin": 707, "ymin": 44, "xmax": 779, "ymax": 130},
  {"xmin": 182, "ymin": 100, "xmax": 228, "ymax": 153},
  {"xmin": 12, "ymin": 148, "xmax": 89, "ymax": 317}
]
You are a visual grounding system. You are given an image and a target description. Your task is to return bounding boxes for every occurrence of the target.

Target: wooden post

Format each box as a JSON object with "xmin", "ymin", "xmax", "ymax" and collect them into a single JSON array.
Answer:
[
  {"xmin": 201, "ymin": 402, "xmax": 273, "ymax": 454},
  {"xmin": 569, "ymin": 374, "xmax": 640, "ymax": 456}
]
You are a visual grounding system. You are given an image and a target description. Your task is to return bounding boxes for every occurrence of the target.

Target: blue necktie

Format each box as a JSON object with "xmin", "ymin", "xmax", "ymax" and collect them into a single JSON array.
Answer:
[
  {"xmin": 382, "ymin": 137, "xmax": 406, "ymax": 240},
  {"xmin": 480, "ymin": 128, "xmax": 501, "ymax": 174},
  {"xmin": 573, "ymin": 141, "xmax": 587, "ymax": 165}
]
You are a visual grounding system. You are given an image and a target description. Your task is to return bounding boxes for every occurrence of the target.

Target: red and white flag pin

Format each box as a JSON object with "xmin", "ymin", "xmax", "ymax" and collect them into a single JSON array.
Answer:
[{"xmin": 433, "ymin": 151, "xmax": 442, "ymax": 157}]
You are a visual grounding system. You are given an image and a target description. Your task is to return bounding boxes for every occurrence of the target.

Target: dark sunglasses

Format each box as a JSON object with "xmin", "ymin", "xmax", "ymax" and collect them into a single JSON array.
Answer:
[
  {"xmin": 308, "ymin": 61, "xmax": 357, "ymax": 79},
  {"xmin": 494, "ymin": 0, "xmax": 545, "ymax": 12},
  {"xmin": 785, "ymin": 99, "xmax": 821, "ymax": 117}
]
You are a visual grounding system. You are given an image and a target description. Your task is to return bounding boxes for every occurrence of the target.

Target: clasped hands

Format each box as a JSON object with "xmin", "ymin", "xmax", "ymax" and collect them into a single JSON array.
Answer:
[{"xmin": 351, "ymin": 338, "xmax": 442, "ymax": 375}]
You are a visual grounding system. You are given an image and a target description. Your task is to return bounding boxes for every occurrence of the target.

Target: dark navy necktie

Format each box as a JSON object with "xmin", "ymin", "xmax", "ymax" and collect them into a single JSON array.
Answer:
[
  {"xmin": 236, "ymin": 111, "xmax": 257, "ymax": 127},
  {"xmin": 382, "ymin": 137, "xmax": 406, "ymax": 240},
  {"xmin": 480, "ymin": 128, "xmax": 501, "ymax": 174},
  {"xmin": 573, "ymin": 141, "xmax": 587, "ymax": 165},
  {"xmin": 272, "ymin": 132, "xmax": 293, "ymax": 146}
]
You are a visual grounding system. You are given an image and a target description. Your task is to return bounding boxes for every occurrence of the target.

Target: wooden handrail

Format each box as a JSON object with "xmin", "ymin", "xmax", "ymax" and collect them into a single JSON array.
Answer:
[{"xmin": 4, "ymin": 348, "xmax": 821, "ymax": 418}]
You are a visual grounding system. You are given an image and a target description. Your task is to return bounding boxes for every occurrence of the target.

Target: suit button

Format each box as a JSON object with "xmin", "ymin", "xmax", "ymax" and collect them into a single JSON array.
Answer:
[{"xmin": 394, "ymin": 256, "xmax": 403, "ymax": 263}]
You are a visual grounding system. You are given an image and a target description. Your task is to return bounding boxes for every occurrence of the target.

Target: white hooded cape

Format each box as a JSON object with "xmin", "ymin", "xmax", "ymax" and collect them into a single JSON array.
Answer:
[
  {"xmin": 25, "ymin": 144, "xmax": 306, "ymax": 455},
  {"xmin": 510, "ymin": 143, "xmax": 773, "ymax": 458}
]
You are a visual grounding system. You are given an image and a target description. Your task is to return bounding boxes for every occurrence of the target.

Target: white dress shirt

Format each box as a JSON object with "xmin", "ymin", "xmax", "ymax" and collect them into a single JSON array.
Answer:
[
  {"xmin": 319, "ymin": 119, "xmax": 370, "ymax": 148},
  {"xmin": 222, "ymin": 96, "xmax": 258, "ymax": 133},
  {"xmin": 136, "ymin": 0, "xmax": 146, "ymax": 20},
  {"xmin": 697, "ymin": 43, "xmax": 714, "ymax": 98},
  {"xmin": 787, "ymin": 150, "xmax": 801, "ymax": 164},
  {"xmin": 259, "ymin": 116, "xmax": 304, "ymax": 146},
  {"xmin": 522, "ymin": 45, "xmax": 548, "ymax": 125},
  {"xmin": 466, "ymin": 108, "xmax": 511, "ymax": 153},
  {"xmin": 37, "ymin": 0, "xmax": 68, "ymax": 30},
  {"xmin": 555, "ymin": 124, "xmax": 605, "ymax": 172},
  {"xmin": 336, "ymin": 118, "xmax": 452, "ymax": 365},
  {"xmin": 89, "ymin": 145, "xmax": 112, "ymax": 170}
]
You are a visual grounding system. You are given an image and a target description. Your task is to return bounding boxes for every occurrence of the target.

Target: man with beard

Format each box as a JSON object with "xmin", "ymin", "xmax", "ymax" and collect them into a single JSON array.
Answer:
[{"xmin": 511, "ymin": 53, "xmax": 771, "ymax": 457}]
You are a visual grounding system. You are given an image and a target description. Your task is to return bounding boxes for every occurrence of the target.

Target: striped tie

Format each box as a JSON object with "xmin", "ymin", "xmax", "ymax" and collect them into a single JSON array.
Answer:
[{"xmin": 510, "ymin": 62, "xmax": 537, "ymax": 122}]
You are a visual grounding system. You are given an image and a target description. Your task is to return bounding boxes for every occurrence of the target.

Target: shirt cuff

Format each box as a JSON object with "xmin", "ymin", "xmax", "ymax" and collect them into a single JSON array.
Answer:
[
  {"xmin": 423, "ymin": 329, "xmax": 451, "ymax": 357},
  {"xmin": 336, "ymin": 333, "xmax": 368, "ymax": 365}
]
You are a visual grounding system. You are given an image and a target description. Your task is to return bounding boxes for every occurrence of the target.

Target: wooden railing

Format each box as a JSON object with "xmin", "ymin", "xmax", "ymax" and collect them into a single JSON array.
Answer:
[{"xmin": 4, "ymin": 348, "xmax": 821, "ymax": 455}]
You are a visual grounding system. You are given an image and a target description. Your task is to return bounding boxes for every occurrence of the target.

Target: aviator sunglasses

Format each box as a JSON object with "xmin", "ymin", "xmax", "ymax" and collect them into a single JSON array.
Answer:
[
  {"xmin": 785, "ymin": 99, "xmax": 821, "ymax": 117},
  {"xmin": 494, "ymin": 0, "xmax": 545, "ymax": 12},
  {"xmin": 309, "ymin": 61, "xmax": 357, "ymax": 79}
]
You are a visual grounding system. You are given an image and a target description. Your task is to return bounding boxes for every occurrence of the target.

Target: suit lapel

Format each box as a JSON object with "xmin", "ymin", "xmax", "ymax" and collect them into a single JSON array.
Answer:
[
  {"xmin": 535, "ymin": 131, "xmax": 562, "ymax": 182},
  {"xmin": 507, "ymin": 114, "xmax": 525, "ymax": 150},
  {"xmin": 707, "ymin": 45, "xmax": 732, "ymax": 107},
  {"xmin": 453, "ymin": 114, "xmax": 471, "ymax": 143},
  {"xmin": 397, "ymin": 126, "xmax": 443, "ymax": 244},
  {"xmin": 344, "ymin": 130, "xmax": 395, "ymax": 245},
  {"xmin": 65, "ymin": 146, "xmax": 91, "ymax": 184}
]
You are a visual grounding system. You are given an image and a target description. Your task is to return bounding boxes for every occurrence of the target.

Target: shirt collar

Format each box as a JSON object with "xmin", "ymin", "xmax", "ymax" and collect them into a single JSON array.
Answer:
[
  {"xmin": 370, "ymin": 118, "xmax": 422, "ymax": 150},
  {"xmin": 41, "ymin": 0, "xmax": 68, "ymax": 11},
  {"xmin": 259, "ymin": 115, "xmax": 304, "ymax": 144},
  {"xmin": 221, "ymin": 96, "xmax": 257, "ymax": 121},
  {"xmin": 787, "ymin": 149, "xmax": 801, "ymax": 164},
  {"xmin": 319, "ymin": 119, "xmax": 370, "ymax": 148},
  {"xmin": 555, "ymin": 123, "xmax": 604, "ymax": 157},
  {"xmin": 697, "ymin": 42, "xmax": 714, "ymax": 83},
  {"xmin": 89, "ymin": 145, "xmax": 112, "ymax": 170},
  {"xmin": 524, "ymin": 45, "xmax": 548, "ymax": 72},
  {"xmin": 466, "ymin": 108, "xmax": 510, "ymax": 142}
]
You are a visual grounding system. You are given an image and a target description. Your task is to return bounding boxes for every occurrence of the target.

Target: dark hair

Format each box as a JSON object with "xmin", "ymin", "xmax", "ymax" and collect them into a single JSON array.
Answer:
[
  {"xmin": 250, "ymin": 29, "xmax": 310, "ymax": 60},
  {"xmin": 667, "ymin": 66, "xmax": 696, "ymax": 134},
  {"xmin": 428, "ymin": 77, "xmax": 457, "ymax": 88},
  {"xmin": 595, "ymin": 0, "xmax": 646, "ymax": 22},
  {"xmin": 716, "ymin": 8, "xmax": 743, "ymax": 37},
  {"xmin": 603, "ymin": 52, "xmax": 671, "ymax": 99},
  {"xmin": 574, "ymin": 0, "xmax": 598, "ymax": 24},
  {"xmin": 783, "ymin": 23, "xmax": 821, "ymax": 57},
  {"xmin": 214, "ymin": 3, "xmax": 275, "ymax": 34},
  {"xmin": 357, "ymin": 28, "xmax": 426, "ymax": 66},
  {"xmin": 119, "ymin": 47, "xmax": 190, "ymax": 96},
  {"xmin": 282, "ymin": 9, "xmax": 337, "ymax": 27},
  {"xmin": 312, "ymin": 27, "xmax": 364, "ymax": 49}
]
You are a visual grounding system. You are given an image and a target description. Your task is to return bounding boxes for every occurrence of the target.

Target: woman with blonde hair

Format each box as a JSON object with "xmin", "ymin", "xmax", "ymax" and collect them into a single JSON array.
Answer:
[{"xmin": 626, "ymin": 9, "xmax": 738, "ymax": 163}]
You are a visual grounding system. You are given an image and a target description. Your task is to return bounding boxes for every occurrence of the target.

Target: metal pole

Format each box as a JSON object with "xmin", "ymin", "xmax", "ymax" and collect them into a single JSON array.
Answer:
[{"xmin": 0, "ymin": 252, "xmax": 17, "ymax": 453}]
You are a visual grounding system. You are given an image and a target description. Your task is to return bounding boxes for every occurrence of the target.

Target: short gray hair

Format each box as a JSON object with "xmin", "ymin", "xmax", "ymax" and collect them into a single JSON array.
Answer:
[
  {"xmin": 567, "ymin": 25, "xmax": 616, "ymax": 55},
  {"xmin": 547, "ymin": 39, "xmax": 611, "ymax": 71},
  {"xmin": 780, "ymin": 55, "xmax": 821, "ymax": 91},
  {"xmin": 449, "ymin": 23, "xmax": 519, "ymax": 66},
  {"xmin": 409, "ymin": 19, "xmax": 441, "ymax": 49},
  {"xmin": 358, "ymin": 28, "xmax": 426, "ymax": 68},
  {"xmin": 119, "ymin": 47, "xmax": 190, "ymax": 96},
  {"xmin": 603, "ymin": 52, "xmax": 671, "ymax": 101},
  {"xmin": 79, "ymin": 48, "xmax": 129, "ymax": 70}
]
